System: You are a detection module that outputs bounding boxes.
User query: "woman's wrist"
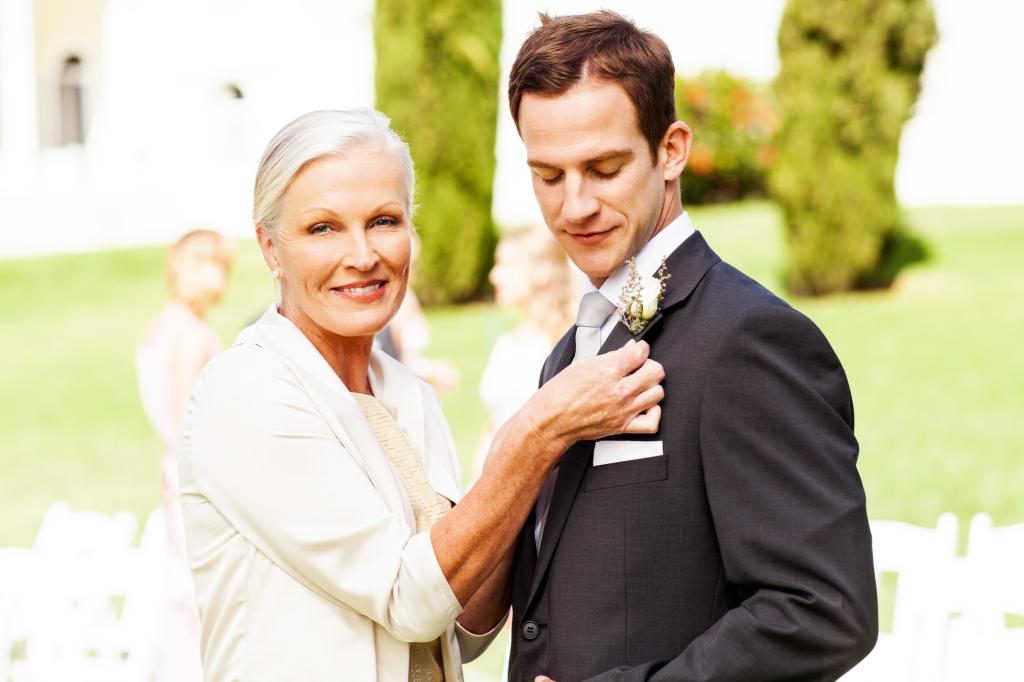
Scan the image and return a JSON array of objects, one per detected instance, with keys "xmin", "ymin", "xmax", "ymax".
[{"xmin": 514, "ymin": 398, "xmax": 572, "ymax": 463}]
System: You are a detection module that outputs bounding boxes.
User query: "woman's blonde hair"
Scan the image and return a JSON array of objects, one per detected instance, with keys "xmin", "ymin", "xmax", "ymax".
[
  {"xmin": 498, "ymin": 226, "xmax": 578, "ymax": 342},
  {"xmin": 166, "ymin": 229, "xmax": 235, "ymax": 313},
  {"xmin": 253, "ymin": 109, "xmax": 415, "ymax": 233}
]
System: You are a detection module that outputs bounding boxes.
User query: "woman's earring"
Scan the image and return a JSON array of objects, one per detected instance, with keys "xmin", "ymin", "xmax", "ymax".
[{"xmin": 272, "ymin": 270, "xmax": 281, "ymax": 280}]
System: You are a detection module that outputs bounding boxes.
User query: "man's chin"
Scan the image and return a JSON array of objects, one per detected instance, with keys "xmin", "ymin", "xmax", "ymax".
[
  {"xmin": 579, "ymin": 255, "xmax": 628, "ymax": 283},
  {"xmin": 579, "ymin": 265, "xmax": 620, "ymax": 287}
]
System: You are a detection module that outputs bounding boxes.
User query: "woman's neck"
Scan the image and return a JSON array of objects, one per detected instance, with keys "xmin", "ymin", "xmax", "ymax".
[{"xmin": 279, "ymin": 304, "xmax": 374, "ymax": 394}]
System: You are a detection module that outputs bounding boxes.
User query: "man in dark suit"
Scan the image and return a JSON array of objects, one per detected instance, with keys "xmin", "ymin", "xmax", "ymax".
[{"xmin": 504, "ymin": 11, "xmax": 878, "ymax": 681}]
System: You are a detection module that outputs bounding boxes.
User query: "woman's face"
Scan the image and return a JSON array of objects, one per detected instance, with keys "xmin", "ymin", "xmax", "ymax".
[{"xmin": 260, "ymin": 144, "xmax": 412, "ymax": 344}]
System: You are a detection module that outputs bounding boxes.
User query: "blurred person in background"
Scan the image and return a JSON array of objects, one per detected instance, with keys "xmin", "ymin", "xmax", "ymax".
[
  {"xmin": 377, "ymin": 232, "xmax": 461, "ymax": 394},
  {"xmin": 177, "ymin": 108, "xmax": 664, "ymax": 681},
  {"xmin": 135, "ymin": 228, "xmax": 234, "ymax": 682},
  {"xmin": 473, "ymin": 226, "xmax": 578, "ymax": 480}
]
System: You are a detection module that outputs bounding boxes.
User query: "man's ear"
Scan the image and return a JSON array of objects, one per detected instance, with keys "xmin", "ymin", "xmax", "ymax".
[
  {"xmin": 660, "ymin": 121, "xmax": 692, "ymax": 183},
  {"xmin": 256, "ymin": 223, "xmax": 281, "ymax": 278}
]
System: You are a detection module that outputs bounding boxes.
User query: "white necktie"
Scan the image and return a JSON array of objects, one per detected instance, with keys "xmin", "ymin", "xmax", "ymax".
[
  {"xmin": 534, "ymin": 291, "xmax": 617, "ymax": 548},
  {"xmin": 572, "ymin": 291, "xmax": 618, "ymax": 362}
]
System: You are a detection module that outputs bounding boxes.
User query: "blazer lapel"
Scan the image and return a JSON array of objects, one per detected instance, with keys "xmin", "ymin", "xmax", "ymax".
[{"xmin": 237, "ymin": 305, "xmax": 416, "ymax": 529}]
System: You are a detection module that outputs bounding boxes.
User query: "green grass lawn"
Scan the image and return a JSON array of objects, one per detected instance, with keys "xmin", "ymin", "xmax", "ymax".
[{"xmin": 2, "ymin": 202, "xmax": 1022, "ymax": 677}]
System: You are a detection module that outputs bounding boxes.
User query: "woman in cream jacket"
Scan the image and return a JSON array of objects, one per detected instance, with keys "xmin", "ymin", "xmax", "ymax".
[{"xmin": 178, "ymin": 109, "xmax": 664, "ymax": 681}]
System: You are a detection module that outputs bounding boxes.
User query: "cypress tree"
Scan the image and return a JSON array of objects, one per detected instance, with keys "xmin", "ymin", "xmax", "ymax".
[
  {"xmin": 772, "ymin": 0, "xmax": 937, "ymax": 295},
  {"xmin": 375, "ymin": 0, "xmax": 502, "ymax": 304}
]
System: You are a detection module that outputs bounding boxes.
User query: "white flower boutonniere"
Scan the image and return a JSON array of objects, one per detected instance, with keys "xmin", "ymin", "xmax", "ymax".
[{"xmin": 618, "ymin": 256, "xmax": 671, "ymax": 335}]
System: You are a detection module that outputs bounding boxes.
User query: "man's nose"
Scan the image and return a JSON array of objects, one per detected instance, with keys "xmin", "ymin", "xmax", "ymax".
[{"xmin": 562, "ymin": 176, "xmax": 600, "ymax": 224}]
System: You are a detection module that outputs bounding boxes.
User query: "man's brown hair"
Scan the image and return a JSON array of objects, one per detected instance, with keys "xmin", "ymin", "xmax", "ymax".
[{"xmin": 508, "ymin": 10, "xmax": 677, "ymax": 160}]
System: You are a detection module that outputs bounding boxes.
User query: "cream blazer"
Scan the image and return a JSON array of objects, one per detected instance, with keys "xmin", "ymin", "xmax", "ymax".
[{"xmin": 178, "ymin": 306, "xmax": 501, "ymax": 681}]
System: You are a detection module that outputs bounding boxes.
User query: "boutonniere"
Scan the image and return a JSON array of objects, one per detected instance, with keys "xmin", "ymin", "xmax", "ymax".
[{"xmin": 618, "ymin": 257, "xmax": 671, "ymax": 335}]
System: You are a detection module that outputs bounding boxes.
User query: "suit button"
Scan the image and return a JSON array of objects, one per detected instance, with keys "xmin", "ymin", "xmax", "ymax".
[{"xmin": 521, "ymin": 620, "xmax": 540, "ymax": 640}]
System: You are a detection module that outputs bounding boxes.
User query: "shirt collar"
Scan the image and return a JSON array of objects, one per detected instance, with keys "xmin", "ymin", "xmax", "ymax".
[{"xmin": 585, "ymin": 212, "xmax": 695, "ymax": 306}]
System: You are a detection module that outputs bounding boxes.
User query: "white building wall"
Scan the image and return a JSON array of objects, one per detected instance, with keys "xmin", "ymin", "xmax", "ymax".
[
  {"xmin": 0, "ymin": 0, "xmax": 1020, "ymax": 258},
  {"xmin": 0, "ymin": 0, "xmax": 40, "ymax": 173},
  {"xmin": 0, "ymin": 0, "xmax": 376, "ymax": 257}
]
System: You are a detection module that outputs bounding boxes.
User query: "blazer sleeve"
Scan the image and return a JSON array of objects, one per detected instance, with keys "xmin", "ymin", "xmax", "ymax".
[
  {"xmin": 586, "ymin": 304, "xmax": 878, "ymax": 682},
  {"xmin": 454, "ymin": 613, "xmax": 509, "ymax": 663},
  {"xmin": 182, "ymin": 345, "xmax": 462, "ymax": 644}
]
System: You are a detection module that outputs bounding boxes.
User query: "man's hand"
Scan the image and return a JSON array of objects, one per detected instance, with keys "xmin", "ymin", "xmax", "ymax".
[{"xmin": 535, "ymin": 676, "xmax": 556, "ymax": 682}]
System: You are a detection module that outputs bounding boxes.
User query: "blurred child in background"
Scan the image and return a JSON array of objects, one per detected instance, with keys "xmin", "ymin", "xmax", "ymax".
[
  {"xmin": 376, "ymin": 231, "xmax": 461, "ymax": 393},
  {"xmin": 136, "ymin": 229, "xmax": 234, "ymax": 682},
  {"xmin": 473, "ymin": 226, "xmax": 579, "ymax": 481}
]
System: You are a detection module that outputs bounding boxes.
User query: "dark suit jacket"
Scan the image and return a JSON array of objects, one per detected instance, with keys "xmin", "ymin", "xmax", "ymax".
[{"xmin": 508, "ymin": 232, "xmax": 878, "ymax": 682}]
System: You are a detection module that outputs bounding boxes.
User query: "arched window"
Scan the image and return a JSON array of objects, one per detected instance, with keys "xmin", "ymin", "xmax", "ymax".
[{"xmin": 59, "ymin": 56, "xmax": 85, "ymax": 145}]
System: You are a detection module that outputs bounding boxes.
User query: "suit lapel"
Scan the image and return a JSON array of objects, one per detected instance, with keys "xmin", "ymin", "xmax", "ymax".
[
  {"xmin": 601, "ymin": 231, "xmax": 721, "ymax": 347},
  {"xmin": 528, "ymin": 439, "xmax": 590, "ymax": 607},
  {"xmin": 527, "ymin": 307, "xmax": 631, "ymax": 606},
  {"xmin": 651, "ymin": 230, "xmax": 720, "ymax": 316},
  {"xmin": 525, "ymin": 231, "xmax": 722, "ymax": 609},
  {"xmin": 542, "ymin": 328, "xmax": 576, "ymax": 384},
  {"xmin": 523, "ymin": 328, "xmax": 579, "ymax": 605}
]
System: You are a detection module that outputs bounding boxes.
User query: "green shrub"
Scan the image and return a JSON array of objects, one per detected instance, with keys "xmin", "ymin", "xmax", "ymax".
[
  {"xmin": 375, "ymin": 0, "xmax": 502, "ymax": 304},
  {"xmin": 675, "ymin": 71, "xmax": 778, "ymax": 205},
  {"xmin": 772, "ymin": 0, "xmax": 937, "ymax": 295}
]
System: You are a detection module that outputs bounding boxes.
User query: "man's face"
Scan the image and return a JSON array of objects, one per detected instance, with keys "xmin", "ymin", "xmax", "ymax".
[{"xmin": 518, "ymin": 77, "xmax": 672, "ymax": 286}]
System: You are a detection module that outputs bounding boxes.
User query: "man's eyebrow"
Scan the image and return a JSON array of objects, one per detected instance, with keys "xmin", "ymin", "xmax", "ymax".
[
  {"xmin": 526, "ymin": 158, "xmax": 558, "ymax": 170},
  {"xmin": 527, "ymin": 149, "xmax": 634, "ymax": 169},
  {"xmin": 588, "ymin": 149, "xmax": 634, "ymax": 164}
]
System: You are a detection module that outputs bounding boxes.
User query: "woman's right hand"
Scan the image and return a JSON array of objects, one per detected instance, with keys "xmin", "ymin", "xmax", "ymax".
[{"xmin": 520, "ymin": 339, "xmax": 665, "ymax": 456}]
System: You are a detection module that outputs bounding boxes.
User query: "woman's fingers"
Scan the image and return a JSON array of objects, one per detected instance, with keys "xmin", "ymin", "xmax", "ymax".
[
  {"xmin": 622, "ymin": 405, "xmax": 661, "ymax": 434},
  {"xmin": 610, "ymin": 357, "xmax": 664, "ymax": 413},
  {"xmin": 538, "ymin": 339, "xmax": 665, "ymax": 445},
  {"xmin": 630, "ymin": 383, "xmax": 665, "ymax": 415},
  {"xmin": 607, "ymin": 339, "xmax": 650, "ymax": 376},
  {"xmin": 624, "ymin": 357, "xmax": 665, "ymax": 393}
]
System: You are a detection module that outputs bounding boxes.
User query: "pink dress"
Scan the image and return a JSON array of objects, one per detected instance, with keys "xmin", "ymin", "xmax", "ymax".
[{"xmin": 136, "ymin": 304, "xmax": 218, "ymax": 682}]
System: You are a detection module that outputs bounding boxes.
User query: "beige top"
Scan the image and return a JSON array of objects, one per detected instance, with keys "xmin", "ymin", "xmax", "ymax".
[{"xmin": 353, "ymin": 392, "xmax": 452, "ymax": 682}]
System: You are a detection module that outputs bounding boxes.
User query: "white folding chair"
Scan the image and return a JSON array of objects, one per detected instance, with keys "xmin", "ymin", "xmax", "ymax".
[
  {"xmin": 18, "ymin": 501, "xmax": 151, "ymax": 682},
  {"xmin": 842, "ymin": 513, "xmax": 959, "ymax": 682},
  {"xmin": 0, "ymin": 547, "xmax": 35, "ymax": 682},
  {"xmin": 944, "ymin": 513, "xmax": 1024, "ymax": 682},
  {"xmin": 117, "ymin": 508, "xmax": 169, "ymax": 677}
]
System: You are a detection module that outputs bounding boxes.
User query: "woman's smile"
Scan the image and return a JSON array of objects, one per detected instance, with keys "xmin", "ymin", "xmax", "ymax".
[{"xmin": 330, "ymin": 279, "xmax": 388, "ymax": 302}]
